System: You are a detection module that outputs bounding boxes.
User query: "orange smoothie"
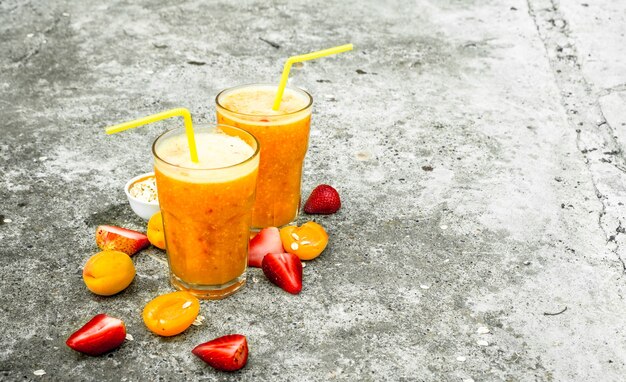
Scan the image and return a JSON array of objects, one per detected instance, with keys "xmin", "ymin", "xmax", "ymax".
[
  {"xmin": 152, "ymin": 125, "xmax": 259, "ymax": 299},
  {"xmin": 216, "ymin": 84, "xmax": 312, "ymax": 228}
]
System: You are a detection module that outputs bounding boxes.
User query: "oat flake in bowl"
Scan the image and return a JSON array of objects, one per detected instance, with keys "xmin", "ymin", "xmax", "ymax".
[
  {"xmin": 125, "ymin": 172, "xmax": 160, "ymax": 220},
  {"xmin": 130, "ymin": 176, "xmax": 158, "ymax": 203}
]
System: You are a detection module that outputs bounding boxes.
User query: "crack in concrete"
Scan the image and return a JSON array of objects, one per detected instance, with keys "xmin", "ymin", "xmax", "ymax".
[
  {"xmin": 12, "ymin": 49, "xmax": 39, "ymax": 64},
  {"xmin": 598, "ymin": 83, "xmax": 626, "ymax": 97},
  {"xmin": 11, "ymin": 14, "xmax": 65, "ymax": 64},
  {"xmin": 527, "ymin": 0, "xmax": 626, "ymax": 274}
]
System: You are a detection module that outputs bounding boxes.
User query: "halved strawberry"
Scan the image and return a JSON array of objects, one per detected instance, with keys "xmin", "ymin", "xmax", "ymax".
[
  {"xmin": 66, "ymin": 314, "xmax": 126, "ymax": 356},
  {"xmin": 261, "ymin": 252, "xmax": 302, "ymax": 294},
  {"xmin": 192, "ymin": 334, "xmax": 249, "ymax": 372},
  {"xmin": 96, "ymin": 225, "xmax": 150, "ymax": 256},
  {"xmin": 248, "ymin": 227, "xmax": 283, "ymax": 267},
  {"xmin": 303, "ymin": 184, "xmax": 341, "ymax": 215}
]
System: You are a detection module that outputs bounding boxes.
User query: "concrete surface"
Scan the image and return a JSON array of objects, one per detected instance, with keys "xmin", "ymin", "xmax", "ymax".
[{"xmin": 1, "ymin": 0, "xmax": 625, "ymax": 381}]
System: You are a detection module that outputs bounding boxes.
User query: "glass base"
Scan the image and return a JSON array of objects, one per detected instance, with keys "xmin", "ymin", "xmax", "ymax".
[
  {"xmin": 169, "ymin": 272, "xmax": 246, "ymax": 300},
  {"xmin": 251, "ymin": 202, "xmax": 301, "ymax": 232}
]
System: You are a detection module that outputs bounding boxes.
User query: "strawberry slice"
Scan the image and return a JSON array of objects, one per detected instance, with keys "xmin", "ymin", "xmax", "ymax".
[
  {"xmin": 261, "ymin": 252, "xmax": 303, "ymax": 294},
  {"xmin": 66, "ymin": 314, "xmax": 126, "ymax": 356},
  {"xmin": 96, "ymin": 225, "xmax": 150, "ymax": 256},
  {"xmin": 248, "ymin": 227, "xmax": 283, "ymax": 267},
  {"xmin": 303, "ymin": 184, "xmax": 341, "ymax": 215},
  {"xmin": 192, "ymin": 334, "xmax": 249, "ymax": 372}
]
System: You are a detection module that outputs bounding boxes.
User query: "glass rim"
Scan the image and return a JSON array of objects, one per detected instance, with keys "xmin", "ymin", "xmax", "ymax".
[
  {"xmin": 215, "ymin": 83, "xmax": 313, "ymax": 118},
  {"xmin": 151, "ymin": 124, "xmax": 260, "ymax": 171}
]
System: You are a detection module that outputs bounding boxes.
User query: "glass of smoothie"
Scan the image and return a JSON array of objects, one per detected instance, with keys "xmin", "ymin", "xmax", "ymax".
[
  {"xmin": 152, "ymin": 124, "xmax": 260, "ymax": 299},
  {"xmin": 216, "ymin": 84, "xmax": 313, "ymax": 229}
]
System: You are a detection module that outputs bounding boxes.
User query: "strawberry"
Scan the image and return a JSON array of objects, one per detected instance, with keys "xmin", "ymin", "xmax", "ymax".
[
  {"xmin": 66, "ymin": 314, "xmax": 126, "ymax": 356},
  {"xmin": 96, "ymin": 225, "xmax": 150, "ymax": 256},
  {"xmin": 248, "ymin": 227, "xmax": 283, "ymax": 267},
  {"xmin": 192, "ymin": 334, "xmax": 249, "ymax": 372},
  {"xmin": 303, "ymin": 184, "xmax": 341, "ymax": 215},
  {"xmin": 261, "ymin": 252, "xmax": 303, "ymax": 294}
]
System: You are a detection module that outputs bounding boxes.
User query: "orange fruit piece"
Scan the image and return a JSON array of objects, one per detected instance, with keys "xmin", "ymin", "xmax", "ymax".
[
  {"xmin": 147, "ymin": 211, "xmax": 166, "ymax": 250},
  {"xmin": 279, "ymin": 221, "xmax": 328, "ymax": 261},
  {"xmin": 142, "ymin": 291, "xmax": 200, "ymax": 337},
  {"xmin": 83, "ymin": 250, "xmax": 136, "ymax": 296}
]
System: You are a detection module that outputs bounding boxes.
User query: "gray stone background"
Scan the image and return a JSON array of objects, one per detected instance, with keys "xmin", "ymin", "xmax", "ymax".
[{"xmin": 1, "ymin": 0, "xmax": 625, "ymax": 381}]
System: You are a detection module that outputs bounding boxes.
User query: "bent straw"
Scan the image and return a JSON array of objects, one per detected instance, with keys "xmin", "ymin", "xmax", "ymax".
[
  {"xmin": 105, "ymin": 108, "xmax": 199, "ymax": 163},
  {"xmin": 272, "ymin": 43, "xmax": 353, "ymax": 111}
]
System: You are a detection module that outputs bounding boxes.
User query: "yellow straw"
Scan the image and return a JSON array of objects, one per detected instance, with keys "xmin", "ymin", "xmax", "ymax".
[
  {"xmin": 272, "ymin": 43, "xmax": 353, "ymax": 111},
  {"xmin": 105, "ymin": 108, "xmax": 199, "ymax": 163}
]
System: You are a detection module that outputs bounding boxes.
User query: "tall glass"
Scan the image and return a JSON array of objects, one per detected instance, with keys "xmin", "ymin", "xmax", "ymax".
[
  {"xmin": 216, "ymin": 84, "xmax": 313, "ymax": 229},
  {"xmin": 152, "ymin": 125, "xmax": 260, "ymax": 299}
]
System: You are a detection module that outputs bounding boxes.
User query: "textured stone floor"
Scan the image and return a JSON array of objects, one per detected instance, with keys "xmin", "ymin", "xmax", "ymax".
[{"xmin": 1, "ymin": 0, "xmax": 625, "ymax": 381}]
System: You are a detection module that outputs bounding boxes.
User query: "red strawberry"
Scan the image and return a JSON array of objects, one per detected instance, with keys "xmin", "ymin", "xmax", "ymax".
[
  {"xmin": 192, "ymin": 334, "xmax": 249, "ymax": 372},
  {"xmin": 66, "ymin": 314, "xmax": 126, "ymax": 356},
  {"xmin": 248, "ymin": 227, "xmax": 283, "ymax": 267},
  {"xmin": 261, "ymin": 252, "xmax": 302, "ymax": 294},
  {"xmin": 303, "ymin": 184, "xmax": 341, "ymax": 215},
  {"xmin": 96, "ymin": 225, "xmax": 150, "ymax": 256}
]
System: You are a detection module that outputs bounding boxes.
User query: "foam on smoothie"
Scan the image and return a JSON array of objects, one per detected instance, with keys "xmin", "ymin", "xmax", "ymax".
[
  {"xmin": 218, "ymin": 85, "xmax": 311, "ymax": 124},
  {"xmin": 155, "ymin": 131, "xmax": 257, "ymax": 183}
]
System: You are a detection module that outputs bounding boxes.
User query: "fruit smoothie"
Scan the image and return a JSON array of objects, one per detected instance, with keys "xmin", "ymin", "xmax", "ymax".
[
  {"xmin": 152, "ymin": 125, "xmax": 259, "ymax": 299},
  {"xmin": 216, "ymin": 84, "xmax": 313, "ymax": 229}
]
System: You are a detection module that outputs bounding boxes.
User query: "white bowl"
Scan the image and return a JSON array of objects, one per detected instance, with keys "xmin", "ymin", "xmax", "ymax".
[{"xmin": 124, "ymin": 172, "xmax": 160, "ymax": 221}]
